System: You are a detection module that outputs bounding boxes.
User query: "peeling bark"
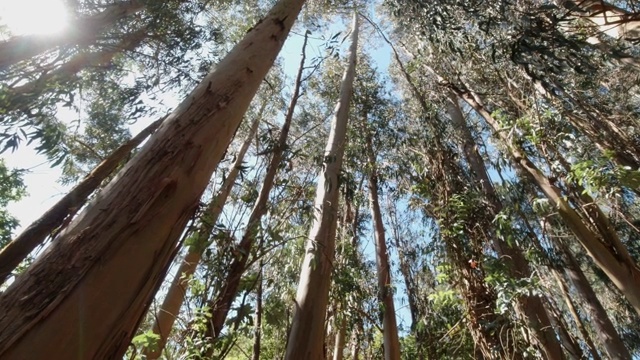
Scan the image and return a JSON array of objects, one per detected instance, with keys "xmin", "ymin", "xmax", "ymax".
[
  {"xmin": 0, "ymin": 0, "xmax": 305, "ymax": 357},
  {"xmin": 0, "ymin": 117, "xmax": 163, "ymax": 285},
  {"xmin": 143, "ymin": 112, "xmax": 263, "ymax": 359}
]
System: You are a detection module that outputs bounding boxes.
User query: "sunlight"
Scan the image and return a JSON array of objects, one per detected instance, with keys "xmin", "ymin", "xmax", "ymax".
[{"xmin": 0, "ymin": 0, "xmax": 69, "ymax": 37}]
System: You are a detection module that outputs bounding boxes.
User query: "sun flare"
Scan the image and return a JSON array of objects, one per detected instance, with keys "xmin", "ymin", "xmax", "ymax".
[{"xmin": 0, "ymin": 0, "xmax": 69, "ymax": 37}]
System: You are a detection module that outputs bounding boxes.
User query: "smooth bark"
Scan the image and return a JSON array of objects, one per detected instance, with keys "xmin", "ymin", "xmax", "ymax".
[
  {"xmin": 0, "ymin": 117, "xmax": 163, "ymax": 285},
  {"xmin": 285, "ymin": 13, "xmax": 358, "ymax": 360},
  {"xmin": 203, "ymin": 32, "xmax": 308, "ymax": 344},
  {"xmin": 552, "ymin": 269, "xmax": 602, "ymax": 360},
  {"xmin": 364, "ymin": 122, "xmax": 401, "ymax": 360},
  {"xmin": 143, "ymin": 112, "xmax": 262, "ymax": 359},
  {"xmin": 545, "ymin": 295, "xmax": 584, "ymax": 360},
  {"xmin": 0, "ymin": 0, "xmax": 305, "ymax": 358},
  {"xmin": 558, "ymin": 241, "xmax": 631, "ymax": 359},
  {"xmin": 332, "ymin": 319, "xmax": 346, "ymax": 360}
]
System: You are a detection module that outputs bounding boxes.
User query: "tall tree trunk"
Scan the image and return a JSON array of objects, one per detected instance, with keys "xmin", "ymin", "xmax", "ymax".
[
  {"xmin": 0, "ymin": 0, "xmax": 146, "ymax": 69},
  {"xmin": 252, "ymin": 262, "xmax": 263, "ymax": 360},
  {"xmin": 0, "ymin": 0, "xmax": 305, "ymax": 358},
  {"xmin": 202, "ymin": 32, "xmax": 308, "ymax": 344},
  {"xmin": 143, "ymin": 111, "xmax": 263, "ymax": 359},
  {"xmin": 446, "ymin": 92, "xmax": 564, "ymax": 360},
  {"xmin": 444, "ymin": 79, "xmax": 640, "ymax": 315},
  {"xmin": 544, "ymin": 294, "xmax": 584, "ymax": 360},
  {"xmin": 285, "ymin": 13, "xmax": 359, "ymax": 360},
  {"xmin": 0, "ymin": 117, "xmax": 163, "ymax": 285},
  {"xmin": 364, "ymin": 121, "xmax": 401, "ymax": 360},
  {"xmin": 332, "ymin": 318, "xmax": 346, "ymax": 360},
  {"xmin": 388, "ymin": 204, "xmax": 419, "ymax": 330},
  {"xmin": 552, "ymin": 269, "xmax": 603, "ymax": 360},
  {"xmin": 557, "ymin": 240, "xmax": 631, "ymax": 359}
]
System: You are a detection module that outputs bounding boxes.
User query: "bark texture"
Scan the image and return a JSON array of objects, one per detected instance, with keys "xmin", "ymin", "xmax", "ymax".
[
  {"xmin": 285, "ymin": 13, "xmax": 359, "ymax": 360},
  {"xmin": 0, "ymin": 0, "xmax": 305, "ymax": 358},
  {"xmin": 0, "ymin": 117, "xmax": 163, "ymax": 284},
  {"xmin": 203, "ymin": 33, "xmax": 308, "ymax": 344},
  {"xmin": 364, "ymin": 122, "xmax": 401, "ymax": 360},
  {"xmin": 143, "ymin": 113, "xmax": 262, "ymax": 359}
]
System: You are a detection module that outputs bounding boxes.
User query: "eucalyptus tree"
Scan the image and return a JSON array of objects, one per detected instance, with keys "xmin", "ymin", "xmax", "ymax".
[
  {"xmin": 197, "ymin": 31, "xmax": 311, "ymax": 352},
  {"xmin": 0, "ymin": 0, "xmax": 307, "ymax": 357},
  {"xmin": 0, "ymin": 0, "xmax": 218, "ymax": 162},
  {"xmin": 445, "ymin": 94, "xmax": 564, "ymax": 358},
  {"xmin": 345, "ymin": 52, "xmax": 402, "ymax": 360},
  {"xmin": 0, "ymin": 116, "xmax": 163, "ymax": 285},
  {"xmin": 0, "ymin": 0, "xmax": 145, "ymax": 68},
  {"xmin": 286, "ymin": 13, "xmax": 359, "ymax": 360},
  {"xmin": 143, "ymin": 101, "xmax": 265, "ymax": 359},
  {"xmin": 387, "ymin": 0, "xmax": 640, "ymax": 340},
  {"xmin": 553, "ymin": 239, "xmax": 631, "ymax": 359}
]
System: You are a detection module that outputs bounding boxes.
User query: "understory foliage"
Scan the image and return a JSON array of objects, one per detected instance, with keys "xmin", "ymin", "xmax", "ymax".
[{"xmin": 2, "ymin": 0, "xmax": 640, "ymax": 359}]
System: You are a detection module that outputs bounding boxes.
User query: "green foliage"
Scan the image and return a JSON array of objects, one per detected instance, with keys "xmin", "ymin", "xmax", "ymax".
[{"xmin": 0, "ymin": 160, "xmax": 26, "ymax": 248}]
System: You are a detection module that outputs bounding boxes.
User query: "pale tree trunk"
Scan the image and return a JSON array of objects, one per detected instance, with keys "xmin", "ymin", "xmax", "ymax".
[
  {"xmin": 446, "ymin": 92, "xmax": 564, "ymax": 360},
  {"xmin": 143, "ymin": 111, "xmax": 263, "ymax": 359},
  {"xmin": 203, "ymin": 32, "xmax": 309, "ymax": 344},
  {"xmin": 0, "ymin": 0, "xmax": 146, "ymax": 68},
  {"xmin": 285, "ymin": 13, "xmax": 359, "ymax": 360},
  {"xmin": 559, "ymin": 0, "xmax": 640, "ymax": 41},
  {"xmin": 552, "ymin": 0, "xmax": 640, "ymax": 68},
  {"xmin": 387, "ymin": 203, "xmax": 419, "ymax": 330},
  {"xmin": 443, "ymin": 78, "xmax": 640, "ymax": 316},
  {"xmin": 0, "ymin": 117, "xmax": 163, "ymax": 285},
  {"xmin": 350, "ymin": 330, "xmax": 360, "ymax": 360},
  {"xmin": 364, "ymin": 121, "xmax": 401, "ymax": 360},
  {"xmin": 332, "ymin": 318, "xmax": 346, "ymax": 360},
  {"xmin": 557, "ymin": 240, "xmax": 631, "ymax": 359},
  {"xmin": 252, "ymin": 262, "xmax": 263, "ymax": 360},
  {"xmin": 0, "ymin": 0, "xmax": 305, "ymax": 358},
  {"xmin": 544, "ymin": 295, "xmax": 584, "ymax": 360},
  {"xmin": 552, "ymin": 269, "xmax": 603, "ymax": 360}
]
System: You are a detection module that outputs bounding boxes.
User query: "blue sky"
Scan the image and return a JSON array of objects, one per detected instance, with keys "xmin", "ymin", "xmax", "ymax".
[{"xmin": 1, "ymin": 1, "xmax": 416, "ymax": 338}]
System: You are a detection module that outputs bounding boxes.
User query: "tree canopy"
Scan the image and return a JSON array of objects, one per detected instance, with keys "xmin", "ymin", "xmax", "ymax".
[{"xmin": 1, "ymin": 0, "xmax": 640, "ymax": 359}]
